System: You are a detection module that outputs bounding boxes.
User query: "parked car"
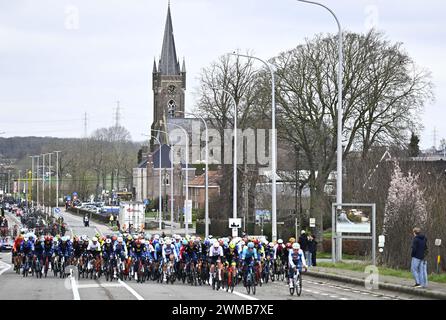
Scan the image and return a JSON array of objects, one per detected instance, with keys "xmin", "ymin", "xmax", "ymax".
[{"xmin": 0, "ymin": 236, "xmax": 13, "ymax": 251}]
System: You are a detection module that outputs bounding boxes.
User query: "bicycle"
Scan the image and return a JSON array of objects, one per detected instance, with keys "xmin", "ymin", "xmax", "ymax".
[
  {"xmin": 289, "ymin": 267, "xmax": 303, "ymax": 296},
  {"xmin": 225, "ymin": 262, "xmax": 238, "ymax": 293},
  {"xmin": 244, "ymin": 261, "xmax": 257, "ymax": 295}
]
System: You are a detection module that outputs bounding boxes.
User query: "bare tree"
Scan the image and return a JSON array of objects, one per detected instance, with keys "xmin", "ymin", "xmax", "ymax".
[{"xmin": 272, "ymin": 30, "xmax": 434, "ymax": 241}]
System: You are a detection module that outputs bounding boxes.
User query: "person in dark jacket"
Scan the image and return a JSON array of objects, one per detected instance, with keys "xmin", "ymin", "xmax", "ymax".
[
  {"xmin": 299, "ymin": 230, "xmax": 309, "ymax": 264},
  {"xmin": 306, "ymin": 235, "xmax": 316, "ymax": 267},
  {"xmin": 411, "ymin": 227, "xmax": 428, "ymax": 288}
]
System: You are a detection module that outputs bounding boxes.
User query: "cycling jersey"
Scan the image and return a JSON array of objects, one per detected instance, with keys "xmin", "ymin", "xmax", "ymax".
[
  {"xmin": 162, "ymin": 244, "xmax": 178, "ymax": 262},
  {"xmin": 288, "ymin": 248, "xmax": 307, "ymax": 271}
]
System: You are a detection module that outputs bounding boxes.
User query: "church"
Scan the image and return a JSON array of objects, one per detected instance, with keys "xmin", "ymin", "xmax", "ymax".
[{"xmin": 132, "ymin": 3, "xmax": 219, "ymax": 227}]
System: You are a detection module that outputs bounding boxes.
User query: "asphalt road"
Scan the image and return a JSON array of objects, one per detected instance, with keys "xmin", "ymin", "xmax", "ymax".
[{"xmin": 0, "ymin": 209, "xmax": 431, "ymax": 300}]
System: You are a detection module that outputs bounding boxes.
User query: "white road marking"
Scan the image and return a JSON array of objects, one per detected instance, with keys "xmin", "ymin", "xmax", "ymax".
[
  {"xmin": 231, "ymin": 290, "xmax": 259, "ymax": 301},
  {"xmin": 77, "ymin": 283, "xmax": 123, "ymax": 289},
  {"xmin": 320, "ymin": 293, "xmax": 329, "ymax": 296},
  {"xmin": 118, "ymin": 279, "xmax": 144, "ymax": 300},
  {"xmin": 70, "ymin": 274, "xmax": 81, "ymax": 300},
  {"xmin": 339, "ymin": 297, "xmax": 349, "ymax": 300},
  {"xmin": 0, "ymin": 261, "xmax": 12, "ymax": 275},
  {"xmin": 330, "ymin": 295, "xmax": 338, "ymax": 298}
]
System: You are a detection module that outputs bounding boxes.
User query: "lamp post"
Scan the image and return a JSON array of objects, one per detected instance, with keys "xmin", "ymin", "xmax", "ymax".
[
  {"xmin": 151, "ymin": 129, "xmax": 175, "ymax": 235},
  {"xmin": 229, "ymin": 52, "xmax": 277, "ymax": 241},
  {"xmin": 35, "ymin": 155, "xmax": 40, "ymax": 207},
  {"xmin": 41, "ymin": 153, "xmax": 45, "ymax": 209},
  {"xmin": 175, "ymin": 111, "xmax": 209, "ymax": 238},
  {"xmin": 210, "ymin": 87, "xmax": 239, "ymax": 237},
  {"xmin": 29, "ymin": 156, "xmax": 34, "ymax": 207},
  {"xmin": 167, "ymin": 123, "xmax": 190, "ymax": 236},
  {"xmin": 54, "ymin": 151, "xmax": 61, "ymax": 208},
  {"xmin": 47, "ymin": 153, "xmax": 53, "ymax": 209},
  {"xmin": 297, "ymin": 0, "xmax": 344, "ymax": 262},
  {"xmin": 142, "ymin": 133, "xmax": 163, "ymax": 230}
]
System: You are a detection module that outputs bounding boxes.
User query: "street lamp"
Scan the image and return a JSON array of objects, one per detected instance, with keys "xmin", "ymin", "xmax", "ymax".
[
  {"xmin": 152, "ymin": 129, "xmax": 175, "ymax": 235},
  {"xmin": 175, "ymin": 111, "xmax": 210, "ymax": 238},
  {"xmin": 297, "ymin": 0, "xmax": 344, "ymax": 262},
  {"xmin": 167, "ymin": 122, "xmax": 190, "ymax": 236},
  {"xmin": 142, "ymin": 133, "xmax": 163, "ymax": 231},
  {"xmin": 54, "ymin": 151, "xmax": 61, "ymax": 208},
  {"xmin": 210, "ymin": 87, "xmax": 239, "ymax": 237},
  {"xmin": 229, "ymin": 52, "xmax": 278, "ymax": 241}
]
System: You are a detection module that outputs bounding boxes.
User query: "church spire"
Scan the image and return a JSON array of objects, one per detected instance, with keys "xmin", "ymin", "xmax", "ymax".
[{"xmin": 159, "ymin": 3, "xmax": 180, "ymax": 75}]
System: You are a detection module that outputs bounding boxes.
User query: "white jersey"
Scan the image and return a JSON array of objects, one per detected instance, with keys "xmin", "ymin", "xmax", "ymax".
[
  {"xmin": 87, "ymin": 241, "xmax": 101, "ymax": 252},
  {"xmin": 208, "ymin": 246, "xmax": 224, "ymax": 257}
]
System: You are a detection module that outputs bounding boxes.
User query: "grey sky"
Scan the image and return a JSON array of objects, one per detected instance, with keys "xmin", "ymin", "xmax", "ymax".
[{"xmin": 0, "ymin": 0, "xmax": 444, "ymax": 149}]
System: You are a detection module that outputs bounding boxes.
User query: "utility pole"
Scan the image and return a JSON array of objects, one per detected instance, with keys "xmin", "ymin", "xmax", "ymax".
[
  {"xmin": 55, "ymin": 151, "xmax": 61, "ymax": 208},
  {"xmin": 83, "ymin": 112, "xmax": 88, "ymax": 138},
  {"xmin": 42, "ymin": 153, "xmax": 45, "ymax": 209},
  {"xmin": 114, "ymin": 101, "xmax": 121, "ymax": 127},
  {"xmin": 48, "ymin": 153, "xmax": 52, "ymax": 208}
]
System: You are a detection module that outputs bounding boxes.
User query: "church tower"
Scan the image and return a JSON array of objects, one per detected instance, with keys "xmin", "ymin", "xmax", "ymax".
[{"xmin": 151, "ymin": 3, "xmax": 186, "ymax": 149}]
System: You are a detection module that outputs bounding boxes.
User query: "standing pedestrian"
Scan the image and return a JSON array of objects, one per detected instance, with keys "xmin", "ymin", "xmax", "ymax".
[
  {"xmin": 109, "ymin": 214, "xmax": 114, "ymax": 227},
  {"xmin": 411, "ymin": 227, "xmax": 428, "ymax": 288},
  {"xmin": 307, "ymin": 235, "xmax": 316, "ymax": 267},
  {"xmin": 299, "ymin": 230, "xmax": 309, "ymax": 263},
  {"xmin": 116, "ymin": 219, "xmax": 120, "ymax": 232}
]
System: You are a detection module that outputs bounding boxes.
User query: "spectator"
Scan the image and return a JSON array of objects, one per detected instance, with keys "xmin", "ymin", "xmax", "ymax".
[
  {"xmin": 116, "ymin": 219, "xmax": 120, "ymax": 231},
  {"xmin": 84, "ymin": 215, "xmax": 89, "ymax": 227},
  {"xmin": 298, "ymin": 230, "xmax": 309, "ymax": 262},
  {"xmin": 306, "ymin": 235, "xmax": 316, "ymax": 267},
  {"xmin": 109, "ymin": 214, "xmax": 114, "ymax": 227},
  {"xmin": 411, "ymin": 227, "xmax": 428, "ymax": 288},
  {"xmin": 308, "ymin": 234, "xmax": 318, "ymax": 267}
]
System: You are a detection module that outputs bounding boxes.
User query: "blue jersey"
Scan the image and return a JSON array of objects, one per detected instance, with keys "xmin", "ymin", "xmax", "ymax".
[
  {"xmin": 241, "ymin": 247, "xmax": 258, "ymax": 261},
  {"xmin": 20, "ymin": 240, "xmax": 35, "ymax": 255},
  {"xmin": 57, "ymin": 241, "xmax": 73, "ymax": 257},
  {"xmin": 288, "ymin": 249, "xmax": 306, "ymax": 270}
]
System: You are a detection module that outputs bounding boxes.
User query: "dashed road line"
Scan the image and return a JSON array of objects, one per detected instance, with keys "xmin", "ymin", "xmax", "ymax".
[
  {"xmin": 118, "ymin": 279, "xmax": 144, "ymax": 300},
  {"xmin": 231, "ymin": 290, "xmax": 259, "ymax": 301}
]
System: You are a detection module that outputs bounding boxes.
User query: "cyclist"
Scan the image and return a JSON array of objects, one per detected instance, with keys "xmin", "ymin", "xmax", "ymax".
[
  {"xmin": 241, "ymin": 242, "xmax": 259, "ymax": 286},
  {"xmin": 130, "ymin": 238, "xmax": 147, "ymax": 280},
  {"xmin": 34, "ymin": 236, "xmax": 45, "ymax": 270},
  {"xmin": 288, "ymin": 242, "xmax": 308, "ymax": 288},
  {"xmin": 208, "ymin": 241, "xmax": 224, "ymax": 284},
  {"xmin": 224, "ymin": 242, "xmax": 239, "ymax": 265},
  {"xmin": 114, "ymin": 236, "xmax": 128, "ymax": 261},
  {"xmin": 273, "ymin": 239, "xmax": 286, "ymax": 271},
  {"xmin": 42, "ymin": 235, "xmax": 54, "ymax": 271},
  {"xmin": 102, "ymin": 238, "xmax": 115, "ymax": 273},
  {"xmin": 161, "ymin": 238, "xmax": 178, "ymax": 282},
  {"xmin": 12, "ymin": 233, "xmax": 24, "ymax": 266},
  {"xmin": 56, "ymin": 236, "xmax": 73, "ymax": 269},
  {"xmin": 87, "ymin": 236, "xmax": 102, "ymax": 268},
  {"xmin": 20, "ymin": 234, "xmax": 35, "ymax": 274}
]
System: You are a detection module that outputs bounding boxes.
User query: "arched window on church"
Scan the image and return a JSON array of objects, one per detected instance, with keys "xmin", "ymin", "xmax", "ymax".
[{"xmin": 167, "ymin": 100, "xmax": 176, "ymax": 118}]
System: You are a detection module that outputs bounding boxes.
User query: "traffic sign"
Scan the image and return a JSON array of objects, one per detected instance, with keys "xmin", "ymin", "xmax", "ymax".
[
  {"xmin": 277, "ymin": 221, "xmax": 285, "ymax": 225},
  {"xmin": 310, "ymin": 218, "xmax": 316, "ymax": 228},
  {"xmin": 232, "ymin": 228, "xmax": 238, "ymax": 237},
  {"xmin": 53, "ymin": 207, "xmax": 61, "ymax": 214},
  {"xmin": 143, "ymin": 199, "xmax": 150, "ymax": 205},
  {"xmin": 229, "ymin": 218, "xmax": 242, "ymax": 229}
]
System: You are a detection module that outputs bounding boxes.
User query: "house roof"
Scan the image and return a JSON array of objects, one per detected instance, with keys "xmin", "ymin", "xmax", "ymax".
[{"xmin": 188, "ymin": 171, "xmax": 221, "ymax": 188}]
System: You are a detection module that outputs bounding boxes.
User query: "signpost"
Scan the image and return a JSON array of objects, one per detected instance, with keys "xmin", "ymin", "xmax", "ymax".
[
  {"xmin": 229, "ymin": 218, "xmax": 242, "ymax": 237},
  {"xmin": 332, "ymin": 203, "xmax": 376, "ymax": 265},
  {"xmin": 310, "ymin": 218, "xmax": 316, "ymax": 228}
]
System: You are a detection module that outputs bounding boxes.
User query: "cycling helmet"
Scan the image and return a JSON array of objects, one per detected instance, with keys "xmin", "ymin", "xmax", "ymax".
[
  {"xmin": 141, "ymin": 239, "xmax": 146, "ymax": 244},
  {"xmin": 229, "ymin": 243, "xmax": 236, "ymax": 249},
  {"xmin": 286, "ymin": 242, "xmax": 292, "ymax": 249},
  {"xmin": 127, "ymin": 235, "xmax": 133, "ymax": 241},
  {"xmin": 111, "ymin": 235, "xmax": 117, "ymax": 242},
  {"xmin": 154, "ymin": 234, "xmax": 160, "ymax": 240},
  {"xmin": 289, "ymin": 237, "xmax": 296, "ymax": 243},
  {"xmin": 133, "ymin": 235, "xmax": 138, "ymax": 240},
  {"xmin": 39, "ymin": 236, "xmax": 45, "ymax": 242},
  {"xmin": 247, "ymin": 242, "xmax": 255, "ymax": 249},
  {"xmin": 135, "ymin": 239, "xmax": 141, "ymax": 245},
  {"xmin": 44, "ymin": 235, "xmax": 52, "ymax": 242},
  {"xmin": 175, "ymin": 234, "xmax": 181, "ymax": 240},
  {"xmin": 208, "ymin": 235, "xmax": 213, "ymax": 239},
  {"xmin": 24, "ymin": 236, "xmax": 29, "ymax": 241},
  {"xmin": 204, "ymin": 239, "xmax": 210, "ymax": 246},
  {"xmin": 213, "ymin": 241, "xmax": 219, "ymax": 248},
  {"xmin": 292, "ymin": 243, "xmax": 300, "ymax": 250},
  {"xmin": 159, "ymin": 239, "xmax": 164, "ymax": 245},
  {"xmin": 81, "ymin": 235, "xmax": 88, "ymax": 241},
  {"xmin": 145, "ymin": 234, "xmax": 151, "ymax": 240},
  {"xmin": 117, "ymin": 237, "xmax": 123, "ymax": 243},
  {"xmin": 92, "ymin": 237, "xmax": 98, "ymax": 242},
  {"xmin": 105, "ymin": 238, "xmax": 112, "ymax": 244},
  {"xmin": 269, "ymin": 242, "xmax": 275, "ymax": 248},
  {"xmin": 219, "ymin": 239, "xmax": 224, "ymax": 246},
  {"xmin": 253, "ymin": 239, "xmax": 259, "ymax": 245},
  {"xmin": 165, "ymin": 239, "xmax": 172, "ymax": 246},
  {"xmin": 277, "ymin": 239, "xmax": 283, "ymax": 244},
  {"xmin": 182, "ymin": 239, "xmax": 188, "ymax": 245}
]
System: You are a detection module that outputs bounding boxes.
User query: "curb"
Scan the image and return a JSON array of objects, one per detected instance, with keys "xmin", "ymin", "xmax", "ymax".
[{"xmin": 307, "ymin": 270, "xmax": 446, "ymax": 300}]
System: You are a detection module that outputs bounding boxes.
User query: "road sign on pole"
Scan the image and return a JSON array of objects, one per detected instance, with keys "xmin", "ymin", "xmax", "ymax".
[
  {"xmin": 229, "ymin": 218, "xmax": 242, "ymax": 229},
  {"xmin": 232, "ymin": 228, "xmax": 238, "ymax": 237},
  {"xmin": 310, "ymin": 218, "xmax": 316, "ymax": 228}
]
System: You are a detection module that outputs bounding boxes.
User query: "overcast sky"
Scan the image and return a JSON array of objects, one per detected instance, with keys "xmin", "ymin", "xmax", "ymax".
[{"xmin": 0, "ymin": 0, "xmax": 445, "ymax": 149}]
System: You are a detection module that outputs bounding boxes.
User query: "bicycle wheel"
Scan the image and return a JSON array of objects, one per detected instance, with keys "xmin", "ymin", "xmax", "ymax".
[{"xmin": 296, "ymin": 274, "xmax": 302, "ymax": 296}]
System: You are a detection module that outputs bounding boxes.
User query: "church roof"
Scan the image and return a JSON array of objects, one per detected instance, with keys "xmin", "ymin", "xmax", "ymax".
[{"xmin": 158, "ymin": 4, "xmax": 180, "ymax": 75}]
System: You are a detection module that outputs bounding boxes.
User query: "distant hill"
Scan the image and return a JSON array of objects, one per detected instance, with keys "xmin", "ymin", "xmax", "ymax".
[{"xmin": 0, "ymin": 136, "xmax": 82, "ymax": 160}]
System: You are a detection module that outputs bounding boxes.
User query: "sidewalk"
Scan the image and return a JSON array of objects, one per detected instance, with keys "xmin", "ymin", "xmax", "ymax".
[{"xmin": 307, "ymin": 264, "xmax": 446, "ymax": 299}]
